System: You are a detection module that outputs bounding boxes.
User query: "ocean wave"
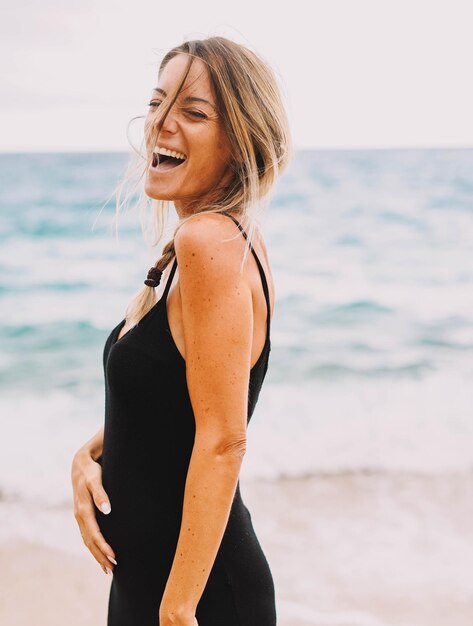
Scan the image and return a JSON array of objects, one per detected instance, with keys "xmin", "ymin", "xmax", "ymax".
[{"xmin": 1, "ymin": 149, "xmax": 472, "ymax": 506}]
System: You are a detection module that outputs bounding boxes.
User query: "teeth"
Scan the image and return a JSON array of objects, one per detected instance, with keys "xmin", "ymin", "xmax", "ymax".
[{"xmin": 153, "ymin": 146, "xmax": 186, "ymax": 161}]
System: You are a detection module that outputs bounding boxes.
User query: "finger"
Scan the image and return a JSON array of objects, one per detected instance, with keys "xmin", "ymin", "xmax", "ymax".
[
  {"xmin": 75, "ymin": 498, "xmax": 117, "ymax": 565},
  {"xmin": 77, "ymin": 520, "xmax": 115, "ymax": 573},
  {"xmin": 86, "ymin": 472, "xmax": 112, "ymax": 516},
  {"xmin": 87, "ymin": 534, "xmax": 115, "ymax": 574},
  {"xmin": 94, "ymin": 490, "xmax": 111, "ymax": 515},
  {"xmin": 86, "ymin": 508, "xmax": 117, "ymax": 564}
]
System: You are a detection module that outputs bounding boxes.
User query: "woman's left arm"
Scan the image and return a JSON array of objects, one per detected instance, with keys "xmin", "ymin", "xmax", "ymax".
[{"xmin": 159, "ymin": 215, "xmax": 253, "ymax": 626}]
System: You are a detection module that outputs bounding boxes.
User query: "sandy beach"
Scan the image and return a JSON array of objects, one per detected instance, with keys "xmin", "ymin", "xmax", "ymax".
[
  {"xmin": 2, "ymin": 147, "xmax": 473, "ymax": 625},
  {"xmin": 1, "ymin": 471, "xmax": 473, "ymax": 626}
]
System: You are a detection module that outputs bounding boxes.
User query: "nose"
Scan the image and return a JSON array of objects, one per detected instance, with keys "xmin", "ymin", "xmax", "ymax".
[
  {"xmin": 157, "ymin": 104, "xmax": 179, "ymax": 136},
  {"xmin": 145, "ymin": 103, "xmax": 179, "ymax": 154}
]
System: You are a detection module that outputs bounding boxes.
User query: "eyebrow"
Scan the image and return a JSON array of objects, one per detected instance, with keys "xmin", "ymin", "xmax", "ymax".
[{"xmin": 152, "ymin": 87, "xmax": 216, "ymax": 109}]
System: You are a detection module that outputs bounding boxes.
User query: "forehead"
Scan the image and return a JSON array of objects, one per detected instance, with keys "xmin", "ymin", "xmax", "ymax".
[{"xmin": 157, "ymin": 53, "xmax": 212, "ymax": 97}]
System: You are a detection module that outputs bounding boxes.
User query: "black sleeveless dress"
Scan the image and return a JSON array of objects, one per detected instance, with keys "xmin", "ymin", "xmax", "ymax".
[{"xmin": 97, "ymin": 213, "xmax": 276, "ymax": 625}]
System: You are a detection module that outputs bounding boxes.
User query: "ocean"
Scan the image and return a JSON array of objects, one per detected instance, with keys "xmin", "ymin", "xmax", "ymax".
[{"xmin": 1, "ymin": 147, "xmax": 472, "ymax": 519}]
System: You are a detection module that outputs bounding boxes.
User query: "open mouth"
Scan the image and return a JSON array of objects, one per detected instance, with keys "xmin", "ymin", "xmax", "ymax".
[{"xmin": 151, "ymin": 152, "xmax": 187, "ymax": 171}]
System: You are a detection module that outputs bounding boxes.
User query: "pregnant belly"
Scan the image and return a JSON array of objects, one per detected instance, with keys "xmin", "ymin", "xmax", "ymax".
[{"xmin": 97, "ymin": 466, "xmax": 185, "ymax": 565}]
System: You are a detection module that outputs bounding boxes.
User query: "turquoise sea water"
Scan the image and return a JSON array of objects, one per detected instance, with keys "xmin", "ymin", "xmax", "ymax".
[{"xmin": 0, "ymin": 148, "xmax": 472, "ymax": 506}]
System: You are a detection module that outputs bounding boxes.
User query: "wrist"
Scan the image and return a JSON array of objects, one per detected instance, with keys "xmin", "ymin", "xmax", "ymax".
[
  {"xmin": 79, "ymin": 439, "xmax": 103, "ymax": 463},
  {"xmin": 88, "ymin": 443, "xmax": 103, "ymax": 462},
  {"xmin": 73, "ymin": 446, "xmax": 95, "ymax": 468},
  {"xmin": 75, "ymin": 428, "xmax": 104, "ymax": 463},
  {"xmin": 160, "ymin": 601, "xmax": 196, "ymax": 625}
]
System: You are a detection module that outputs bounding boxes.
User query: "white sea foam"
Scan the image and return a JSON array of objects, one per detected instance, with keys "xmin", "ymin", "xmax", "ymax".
[
  {"xmin": 1, "ymin": 149, "xmax": 472, "ymax": 501},
  {"xmin": 0, "ymin": 362, "xmax": 472, "ymax": 510}
]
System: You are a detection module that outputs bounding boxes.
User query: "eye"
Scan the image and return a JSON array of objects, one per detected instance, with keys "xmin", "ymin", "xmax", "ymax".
[
  {"xmin": 148, "ymin": 100, "xmax": 161, "ymax": 109},
  {"xmin": 187, "ymin": 110, "xmax": 207, "ymax": 120}
]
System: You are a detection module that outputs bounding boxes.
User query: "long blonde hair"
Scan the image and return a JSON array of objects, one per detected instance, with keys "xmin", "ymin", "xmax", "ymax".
[{"xmin": 111, "ymin": 36, "xmax": 292, "ymax": 328}]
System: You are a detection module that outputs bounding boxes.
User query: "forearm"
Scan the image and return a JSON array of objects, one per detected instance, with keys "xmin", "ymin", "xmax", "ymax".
[
  {"xmin": 161, "ymin": 435, "xmax": 245, "ymax": 616},
  {"xmin": 75, "ymin": 426, "xmax": 104, "ymax": 462}
]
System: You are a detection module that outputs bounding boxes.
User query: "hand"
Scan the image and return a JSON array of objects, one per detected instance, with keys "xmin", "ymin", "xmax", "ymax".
[{"xmin": 71, "ymin": 449, "xmax": 117, "ymax": 576}]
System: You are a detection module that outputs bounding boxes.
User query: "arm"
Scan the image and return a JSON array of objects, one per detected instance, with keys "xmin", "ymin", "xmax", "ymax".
[{"xmin": 159, "ymin": 215, "xmax": 252, "ymax": 624}]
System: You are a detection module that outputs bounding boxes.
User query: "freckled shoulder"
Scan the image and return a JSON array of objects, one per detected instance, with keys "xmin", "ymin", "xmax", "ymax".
[{"xmin": 174, "ymin": 213, "xmax": 248, "ymax": 267}]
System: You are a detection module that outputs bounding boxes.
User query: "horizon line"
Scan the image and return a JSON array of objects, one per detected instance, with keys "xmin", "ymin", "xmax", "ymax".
[{"xmin": 1, "ymin": 143, "xmax": 472, "ymax": 155}]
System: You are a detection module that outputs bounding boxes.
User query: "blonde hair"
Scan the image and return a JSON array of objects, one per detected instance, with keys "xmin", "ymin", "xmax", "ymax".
[{"xmin": 111, "ymin": 35, "xmax": 292, "ymax": 329}]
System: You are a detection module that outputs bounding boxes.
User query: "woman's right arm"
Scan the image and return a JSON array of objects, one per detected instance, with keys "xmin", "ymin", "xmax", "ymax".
[{"xmin": 71, "ymin": 427, "xmax": 117, "ymax": 575}]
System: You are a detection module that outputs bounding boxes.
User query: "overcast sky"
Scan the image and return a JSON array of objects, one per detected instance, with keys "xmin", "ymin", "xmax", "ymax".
[{"xmin": 1, "ymin": 0, "xmax": 472, "ymax": 152}]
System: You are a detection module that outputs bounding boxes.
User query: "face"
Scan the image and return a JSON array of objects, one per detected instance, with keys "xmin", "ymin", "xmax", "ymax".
[{"xmin": 144, "ymin": 53, "xmax": 234, "ymax": 218}]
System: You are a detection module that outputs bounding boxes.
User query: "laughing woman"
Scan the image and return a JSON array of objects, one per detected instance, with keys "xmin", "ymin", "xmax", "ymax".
[{"xmin": 71, "ymin": 36, "xmax": 291, "ymax": 626}]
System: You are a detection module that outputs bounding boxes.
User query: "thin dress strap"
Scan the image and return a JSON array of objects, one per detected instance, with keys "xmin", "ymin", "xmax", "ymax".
[
  {"xmin": 220, "ymin": 211, "xmax": 271, "ymax": 336},
  {"xmin": 162, "ymin": 257, "xmax": 178, "ymax": 300}
]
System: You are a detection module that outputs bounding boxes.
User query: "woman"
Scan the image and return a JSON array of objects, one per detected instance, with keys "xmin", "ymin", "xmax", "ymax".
[{"xmin": 71, "ymin": 35, "xmax": 291, "ymax": 626}]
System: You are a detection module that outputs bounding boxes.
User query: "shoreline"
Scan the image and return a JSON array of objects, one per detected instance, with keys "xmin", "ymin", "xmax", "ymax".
[{"xmin": 1, "ymin": 471, "xmax": 473, "ymax": 625}]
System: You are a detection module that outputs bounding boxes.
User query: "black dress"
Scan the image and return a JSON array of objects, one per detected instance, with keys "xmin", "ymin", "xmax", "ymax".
[{"xmin": 97, "ymin": 212, "xmax": 276, "ymax": 625}]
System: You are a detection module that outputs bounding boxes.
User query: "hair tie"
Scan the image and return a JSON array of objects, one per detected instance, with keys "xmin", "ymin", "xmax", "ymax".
[{"xmin": 144, "ymin": 266, "xmax": 163, "ymax": 288}]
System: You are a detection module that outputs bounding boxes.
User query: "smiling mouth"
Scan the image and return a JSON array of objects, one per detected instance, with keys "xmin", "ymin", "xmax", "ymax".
[{"xmin": 151, "ymin": 152, "xmax": 187, "ymax": 171}]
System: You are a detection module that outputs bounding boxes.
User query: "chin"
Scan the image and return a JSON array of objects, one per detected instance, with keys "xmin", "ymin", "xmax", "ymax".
[{"xmin": 144, "ymin": 180, "xmax": 174, "ymax": 202}]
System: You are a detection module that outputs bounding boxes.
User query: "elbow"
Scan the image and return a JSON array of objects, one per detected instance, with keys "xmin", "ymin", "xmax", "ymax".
[
  {"xmin": 215, "ymin": 436, "xmax": 247, "ymax": 460},
  {"xmin": 197, "ymin": 434, "xmax": 246, "ymax": 462}
]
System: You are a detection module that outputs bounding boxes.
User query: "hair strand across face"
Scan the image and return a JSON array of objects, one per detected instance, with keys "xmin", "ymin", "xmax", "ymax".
[{"xmin": 103, "ymin": 35, "xmax": 293, "ymax": 329}]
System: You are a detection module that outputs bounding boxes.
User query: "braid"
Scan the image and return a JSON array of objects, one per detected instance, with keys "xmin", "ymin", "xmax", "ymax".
[
  {"xmin": 123, "ymin": 210, "xmax": 248, "ymax": 329},
  {"xmin": 123, "ymin": 236, "xmax": 177, "ymax": 329},
  {"xmin": 153, "ymin": 238, "xmax": 176, "ymax": 273}
]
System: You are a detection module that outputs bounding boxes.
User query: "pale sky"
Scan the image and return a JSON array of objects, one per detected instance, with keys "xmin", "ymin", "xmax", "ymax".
[{"xmin": 1, "ymin": 0, "xmax": 472, "ymax": 152}]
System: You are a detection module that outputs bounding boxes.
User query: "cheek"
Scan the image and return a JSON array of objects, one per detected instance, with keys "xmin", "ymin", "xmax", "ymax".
[
  {"xmin": 194, "ymin": 148, "xmax": 227, "ymax": 175},
  {"xmin": 216, "ymin": 133, "xmax": 232, "ymax": 155},
  {"xmin": 203, "ymin": 153, "xmax": 230, "ymax": 179},
  {"xmin": 186, "ymin": 128, "xmax": 232, "ymax": 179},
  {"xmin": 217, "ymin": 139, "xmax": 233, "ymax": 169}
]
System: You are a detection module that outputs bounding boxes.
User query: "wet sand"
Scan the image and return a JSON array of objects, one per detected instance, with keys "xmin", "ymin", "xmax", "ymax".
[{"xmin": 1, "ymin": 471, "xmax": 472, "ymax": 625}]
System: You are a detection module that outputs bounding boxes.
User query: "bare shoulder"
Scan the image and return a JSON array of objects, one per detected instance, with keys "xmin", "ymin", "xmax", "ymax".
[
  {"xmin": 174, "ymin": 211, "xmax": 274, "ymax": 313},
  {"xmin": 174, "ymin": 212, "xmax": 254, "ymax": 384},
  {"xmin": 174, "ymin": 212, "xmax": 247, "ymax": 272},
  {"xmin": 175, "ymin": 211, "xmax": 240, "ymax": 240}
]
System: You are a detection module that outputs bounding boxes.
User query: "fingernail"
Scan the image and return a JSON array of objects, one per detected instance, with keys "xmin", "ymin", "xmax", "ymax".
[
  {"xmin": 107, "ymin": 555, "xmax": 117, "ymax": 565},
  {"xmin": 106, "ymin": 567, "xmax": 113, "ymax": 575},
  {"xmin": 100, "ymin": 502, "xmax": 111, "ymax": 514},
  {"xmin": 102, "ymin": 565, "xmax": 108, "ymax": 575}
]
